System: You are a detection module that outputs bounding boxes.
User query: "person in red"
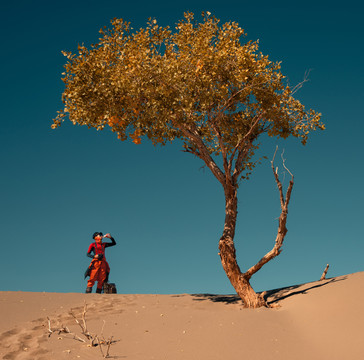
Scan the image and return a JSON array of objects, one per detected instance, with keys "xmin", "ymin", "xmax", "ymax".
[{"xmin": 85, "ymin": 232, "xmax": 116, "ymax": 293}]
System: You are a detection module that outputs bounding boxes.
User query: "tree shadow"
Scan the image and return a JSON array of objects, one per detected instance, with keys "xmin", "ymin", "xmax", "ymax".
[
  {"xmin": 191, "ymin": 293, "xmax": 242, "ymax": 305},
  {"xmin": 265, "ymin": 276, "xmax": 347, "ymax": 305},
  {"xmin": 190, "ymin": 276, "xmax": 347, "ymax": 306}
]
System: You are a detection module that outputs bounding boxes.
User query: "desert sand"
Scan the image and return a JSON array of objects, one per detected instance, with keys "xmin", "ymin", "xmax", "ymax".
[{"xmin": 1, "ymin": 272, "xmax": 364, "ymax": 360}]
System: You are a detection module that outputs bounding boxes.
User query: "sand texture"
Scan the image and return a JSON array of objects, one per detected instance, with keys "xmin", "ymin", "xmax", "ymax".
[{"xmin": 1, "ymin": 272, "xmax": 364, "ymax": 360}]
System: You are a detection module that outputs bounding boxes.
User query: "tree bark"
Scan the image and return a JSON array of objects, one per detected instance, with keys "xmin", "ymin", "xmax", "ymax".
[{"xmin": 218, "ymin": 185, "xmax": 267, "ymax": 308}]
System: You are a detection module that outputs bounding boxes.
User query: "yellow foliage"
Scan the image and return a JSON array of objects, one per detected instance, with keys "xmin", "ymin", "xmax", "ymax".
[
  {"xmin": 108, "ymin": 115, "xmax": 125, "ymax": 127},
  {"xmin": 54, "ymin": 12, "xmax": 323, "ymax": 164},
  {"xmin": 130, "ymin": 129, "xmax": 142, "ymax": 144},
  {"xmin": 195, "ymin": 60, "xmax": 204, "ymax": 73}
]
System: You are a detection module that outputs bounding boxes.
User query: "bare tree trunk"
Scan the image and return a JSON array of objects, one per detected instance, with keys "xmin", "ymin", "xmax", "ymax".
[
  {"xmin": 218, "ymin": 185, "xmax": 267, "ymax": 308},
  {"xmin": 218, "ymin": 149, "xmax": 294, "ymax": 308}
]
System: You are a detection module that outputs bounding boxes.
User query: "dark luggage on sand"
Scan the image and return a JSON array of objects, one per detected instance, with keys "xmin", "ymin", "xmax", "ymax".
[{"xmin": 103, "ymin": 282, "xmax": 117, "ymax": 294}]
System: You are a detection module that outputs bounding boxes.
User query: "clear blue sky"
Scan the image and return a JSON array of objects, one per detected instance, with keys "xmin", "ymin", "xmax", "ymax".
[{"xmin": 1, "ymin": 0, "xmax": 363, "ymax": 294}]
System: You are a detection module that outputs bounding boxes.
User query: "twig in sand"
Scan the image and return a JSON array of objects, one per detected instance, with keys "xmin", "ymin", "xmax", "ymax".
[
  {"xmin": 320, "ymin": 264, "xmax": 330, "ymax": 281},
  {"xmin": 47, "ymin": 317, "xmax": 85, "ymax": 343},
  {"xmin": 69, "ymin": 302, "xmax": 94, "ymax": 343},
  {"xmin": 106, "ymin": 336, "xmax": 113, "ymax": 357},
  {"xmin": 96, "ymin": 333, "xmax": 114, "ymax": 358},
  {"xmin": 48, "ymin": 302, "xmax": 116, "ymax": 358},
  {"xmin": 101, "ymin": 320, "xmax": 106, "ymax": 336},
  {"xmin": 96, "ymin": 336, "xmax": 105, "ymax": 357}
]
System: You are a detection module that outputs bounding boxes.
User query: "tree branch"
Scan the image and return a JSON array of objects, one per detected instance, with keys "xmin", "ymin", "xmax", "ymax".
[
  {"xmin": 271, "ymin": 146, "xmax": 285, "ymax": 208},
  {"xmin": 177, "ymin": 123, "xmax": 225, "ymax": 185},
  {"xmin": 217, "ymin": 79, "xmax": 280, "ymax": 116},
  {"xmin": 182, "ymin": 145, "xmax": 200, "ymax": 157},
  {"xmin": 281, "ymin": 149, "xmax": 293, "ymax": 177},
  {"xmin": 207, "ymin": 114, "xmax": 230, "ymax": 182},
  {"xmin": 230, "ymin": 112, "xmax": 264, "ymax": 183},
  {"xmin": 244, "ymin": 148, "xmax": 294, "ymax": 280},
  {"xmin": 290, "ymin": 69, "xmax": 311, "ymax": 95}
]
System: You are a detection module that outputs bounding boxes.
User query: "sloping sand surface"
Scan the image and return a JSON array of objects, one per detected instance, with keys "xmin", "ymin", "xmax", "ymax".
[{"xmin": 1, "ymin": 272, "xmax": 363, "ymax": 359}]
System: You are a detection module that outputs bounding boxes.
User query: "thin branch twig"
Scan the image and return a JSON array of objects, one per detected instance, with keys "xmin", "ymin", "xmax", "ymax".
[
  {"xmin": 291, "ymin": 69, "xmax": 311, "ymax": 95},
  {"xmin": 69, "ymin": 302, "xmax": 94, "ymax": 343},
  {"xmin": 95, "ymin": 336, "xmax": 104, "ymax": 357},
  {"xmin": 47, "ymin": 317, "xmax": 86, "ymax": 343},
  {"xmin": 281, "ymin": 149, "xmax": 293, "ymax": 177},
  {"xmin": 106, "ymin": 336, "xmax": 113, "ymax": 358}
]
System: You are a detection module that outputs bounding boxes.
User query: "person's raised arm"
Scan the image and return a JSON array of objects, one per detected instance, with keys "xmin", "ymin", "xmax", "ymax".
[{"xmin": 103, "ymin": 233, "xmax": 116, "ymax": 247}]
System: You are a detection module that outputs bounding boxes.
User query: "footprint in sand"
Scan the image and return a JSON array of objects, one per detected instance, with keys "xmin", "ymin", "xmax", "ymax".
[{"xmin": 0, "ymin": 319, "xmax": 49, "ymax": 360}]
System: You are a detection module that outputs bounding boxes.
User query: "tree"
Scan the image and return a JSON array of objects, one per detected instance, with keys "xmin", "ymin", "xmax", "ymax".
[{"xmin": 53, "ymin": 12, "xmax": 324, "ymax": 307}]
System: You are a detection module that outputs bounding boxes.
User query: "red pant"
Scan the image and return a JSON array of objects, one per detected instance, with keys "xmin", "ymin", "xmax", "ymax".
[{"xmin": 87, "ymin": 259, "xmax": 110, "ymax": 289}]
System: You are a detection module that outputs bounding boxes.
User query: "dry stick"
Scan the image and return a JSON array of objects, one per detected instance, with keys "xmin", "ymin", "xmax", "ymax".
[
  {"xmin": 320, "ymin": 264, "xmax": 330, "ymax": 281},
  {"xmin": 106, "ymin": 336, "xmax": 113, "ymax": 358},
  {"xmin": 69, "ymin": 302, "xmax": 94, "ymax": 344},
  {"xmin": 96, "ymin": 336, "xmax": 105, "ymax": 358},
  {"xmin": 101, "ymin": 320, "xmax": 106, "ymax": 337},
  {"xmin": 100, "ymin": 319, "xmax": 108, "ymax": 345},
  {"xmin": 47, "ymin": 317, "xmax": 85, "ymax": 343},
  {"xmin": 99, "ymin": 320, "xmax": 114, "ymax": 358},
  {"xmin": 47, "ymin": 317, "xmax": 53, "ymax": 337},
  {"xmin": 82, "ymin": 302, "xmax": 88, "ymax": 334},
  {"xmin": 70, "ymin": 312, "xmax": 87, "ymax": 338}
]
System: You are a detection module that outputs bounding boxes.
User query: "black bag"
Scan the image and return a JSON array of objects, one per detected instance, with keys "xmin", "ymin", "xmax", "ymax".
[{"xmin": 103, "ymin": 282, "xmax": 117, "ymax": 294}]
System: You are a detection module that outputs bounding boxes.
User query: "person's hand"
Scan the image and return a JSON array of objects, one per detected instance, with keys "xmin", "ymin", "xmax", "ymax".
[{"xmin": 104, "ymin": 233, "xmax": 111, "ymax": 238}]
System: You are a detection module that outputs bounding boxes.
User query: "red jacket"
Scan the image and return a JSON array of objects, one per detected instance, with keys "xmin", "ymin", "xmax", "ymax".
[{"xmin": 87, "ymin": 236, "xmax": 116, "ymax": 260}]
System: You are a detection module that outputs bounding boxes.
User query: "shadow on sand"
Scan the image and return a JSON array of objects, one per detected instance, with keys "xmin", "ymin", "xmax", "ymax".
[
  {"xmin": 264, "ymin": 276, "xmax": 347, "ymax": 305},
  {"xmin": 191, "ymin": 276, "xmax": 347, "ymax": 306},
  {"xmin": 191, "ymin": 294, "xmax": 242, "ymax": 304}
]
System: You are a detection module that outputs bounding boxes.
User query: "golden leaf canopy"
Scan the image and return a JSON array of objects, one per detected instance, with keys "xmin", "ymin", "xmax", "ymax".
[{"xmin": 54, "ymin": 12, "xmax": 323, "ymax": 153}]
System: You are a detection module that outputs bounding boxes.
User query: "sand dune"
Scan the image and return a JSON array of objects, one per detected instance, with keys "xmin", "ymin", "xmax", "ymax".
[{"xmin": 1, "ymin": 272, "xmax": 364, "ymax": 359}]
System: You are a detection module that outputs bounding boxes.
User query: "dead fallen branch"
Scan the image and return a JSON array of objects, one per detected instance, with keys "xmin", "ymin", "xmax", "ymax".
[
  {"xmin": 69, "ymin": 302, "xmax": 94, "ymax": 344},
  {"xmin": 98, "ymin": 336, "xmax": 114, "ymax": 358},
  {"xmin": 47, "ymin": 302, "xmax": 116, "ymax": 358},
  {"xmin": 105, "ymin": 336, "xmax": 113, "ymax": 358},
  {"xmin": 47, "ymin": 317, "xmax": 85, "ymax": 343}
]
